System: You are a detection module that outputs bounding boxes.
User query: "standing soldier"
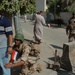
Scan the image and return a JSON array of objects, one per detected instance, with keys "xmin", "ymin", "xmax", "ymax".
[
  {"xmin": 66, "ymin": 18, "xmax": 75, "ymax": 42},
  {"xmin": 68, "ymin": 13, "xmax": 75, "ymax": 24}
]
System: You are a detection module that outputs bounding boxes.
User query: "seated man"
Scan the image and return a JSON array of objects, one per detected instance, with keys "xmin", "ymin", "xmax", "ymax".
[
  {"xmin": 5, "ymin": 33, "xmax": 42, "ymax": 75},
  {"xmin": 4, "ymin": 33, "xmax": 31, "ymax": 75}
]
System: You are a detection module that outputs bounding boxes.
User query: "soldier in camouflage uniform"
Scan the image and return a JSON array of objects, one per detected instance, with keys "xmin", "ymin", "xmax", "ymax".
[
  {"xmin": 4, "ymin": 33, "xmax": 31, "ymax": 75},
  {"xmin": 27, "ymin": 43, "xmax": 42, "ymax": 74},
  {"xmin": 4, "ymin": 33, "xmax": 41, "ymax": 75},
  {"xmin": 66, "ymin": 18, "xmax": 75, "ymax": 42}
]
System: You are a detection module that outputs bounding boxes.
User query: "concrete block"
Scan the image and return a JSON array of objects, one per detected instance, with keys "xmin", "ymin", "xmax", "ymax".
[{"xmin": 61, "ymin": 41, "xmax": 75, "ymax": 73}]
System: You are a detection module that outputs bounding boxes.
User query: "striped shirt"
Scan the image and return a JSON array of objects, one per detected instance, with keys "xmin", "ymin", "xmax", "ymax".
[{"xmin": 0, "ymin": 16, "xmax": 13, "ymax": 35}]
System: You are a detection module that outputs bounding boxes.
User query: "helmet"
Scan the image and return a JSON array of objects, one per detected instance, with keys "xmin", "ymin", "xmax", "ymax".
[{"xmin": 14, "ymin": 33, "xmax": 24, "ymax": 43}]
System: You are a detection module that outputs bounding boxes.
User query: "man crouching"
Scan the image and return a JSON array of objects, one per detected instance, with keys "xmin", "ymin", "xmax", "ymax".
[{"xmin": 4, "ymin": 33, "xmax": 31, "ymax": 75}]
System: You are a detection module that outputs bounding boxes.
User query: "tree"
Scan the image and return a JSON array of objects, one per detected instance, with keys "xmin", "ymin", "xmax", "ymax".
[
  {"xmin": 0, "ymin": 0, "xmax": 36, "ymax": 14},
  {"xmin": 47, "ymin": 0, "xmax": 75, "ymax": 13},
  {"xmin": 0, "ymin": 0, "xmax": 36, "ymax": 24},
  {"xmin": 66, "ymin": 0, "xmax": 75, "ymax": 13},
  {"xmin": 47, "ymin": 0, "xmax": 63, "ymax": 17},
  {"xmin": 0, "ymin": 0, "xmax": 36, "ymax": 35},
  {"xmin": 57, "ymin": 0, "xmax": 75, "ymax": 13},
  {"xmin": 47, "ymin": 0, "xmax": 60, "ymax": 19},
  {"xmin": 20, "ymin": 0, "xmax": 36, "ymax": 14}
]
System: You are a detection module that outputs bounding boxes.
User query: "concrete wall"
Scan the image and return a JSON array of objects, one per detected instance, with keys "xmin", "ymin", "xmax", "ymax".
[
  {"xmin": 46, "ymin": 12, "xmax": 72, "ymax": 24},
  {"xmin": 60, "ymin": 12, "xmax": 72, "ymax": 24}
]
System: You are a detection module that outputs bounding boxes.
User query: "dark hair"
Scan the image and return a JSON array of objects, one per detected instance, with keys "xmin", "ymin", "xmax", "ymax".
[
  {"xmin": 37, "ymin": 12, "xmax": 40, "ymax": 14},
  {"xmin": 39, "ymin": 11, "xmax": 43, "ymax": 14}
]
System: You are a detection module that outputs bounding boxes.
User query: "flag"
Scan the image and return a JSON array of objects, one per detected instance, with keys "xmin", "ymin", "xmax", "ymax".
[{"xmin": 11, "ymin": 50, "xmax": 18, "ymax": 61}]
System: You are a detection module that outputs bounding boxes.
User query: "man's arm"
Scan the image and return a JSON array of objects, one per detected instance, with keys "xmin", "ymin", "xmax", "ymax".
[
  {"xmin": 8, "ymin": 34, "xmax": 13, "ymax": 54},
  {"xmin": 8, "ymin": 34, "xmax": 13, "ymax": 46},
  {"xmin": 66, "ymin": 25, "xmax": 69, "ymax": 35},
  {"xmin": 4, "ymin": 61, "xmax": 25, "ymax": 68}
]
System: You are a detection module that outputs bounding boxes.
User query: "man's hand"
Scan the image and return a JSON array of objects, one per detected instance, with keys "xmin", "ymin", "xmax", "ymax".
[
  {"xmin": 8, "ymin": 47, "xmax": 13, "ymax": 54},
  {"xmin": 47, "ymin": 24, "xmax": 51, "ymax": 27},
  {"xmin": 4, "ymin": 63, "xmax": 12, "ymax": 68}
]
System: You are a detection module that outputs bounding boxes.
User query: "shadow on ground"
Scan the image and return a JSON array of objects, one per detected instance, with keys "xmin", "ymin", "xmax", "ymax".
[
  {"xmin": 48, "ymin": 56, "xmax": 60, "ymax": 62},
  {"xmin": 47, "ymin": 57, "xmax": 75, "ymax": 75},
  {"xmin": 24, "ymin": 38, "xmax": 35, "ymax": 43},
  {"xmin": 50, "ymin": 44, "xmax": 63, "ymax": 50}
]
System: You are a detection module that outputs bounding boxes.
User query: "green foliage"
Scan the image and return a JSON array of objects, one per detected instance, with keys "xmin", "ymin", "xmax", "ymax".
[
  {"xmin": 47, "ymin": 0, "xmax": 60, "ymax": 13},
  {"xmin": 67, "ymin": 1, "xmax": 75, "ymax": 13},
  {"xmin": 25, "ymin": 3, "xmax": 36, "ymax": 14},
  {"xmin": 0, "ymin": 0, "xmax": 19, "ymax": 13},
  {"xmin": 47, "ymin": 0, "xmax": 75, "ymax": 13},
  {"xmin": 20, "ymin": 0, "xmax": 36, "ymax": 14},
  {"xmin": 0, "ymin": 0, "xmax": 36, "ymax": 14}
]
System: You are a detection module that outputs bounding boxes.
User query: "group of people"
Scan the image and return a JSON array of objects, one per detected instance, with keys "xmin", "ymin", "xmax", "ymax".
[
  {"xmin": 33, "ymin": 11, "xmax": 75, "ymax": 43},
  {"xmin": 0, "ymin": 10, "xmax": 45, "ymax": 75},
  {"xmin": 1, "ymin": 9, "xmax": 75, "ymax": 75}
]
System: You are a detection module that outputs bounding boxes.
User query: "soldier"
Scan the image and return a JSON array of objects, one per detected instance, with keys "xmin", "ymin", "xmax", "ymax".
[
  {"xmin": 68, "ymin": 13, "xmax": 75, "ymax": 24},
  {"xmin": 66, "ymin": 18, "xmax": 75, "ymax": 42},
  {"xmin": 5, "ymin": 33, "xmax": 42, "ymax": 75},
  {"xmin": 4, "ymin": 33, "xmax": 31, "ymax": 75}
]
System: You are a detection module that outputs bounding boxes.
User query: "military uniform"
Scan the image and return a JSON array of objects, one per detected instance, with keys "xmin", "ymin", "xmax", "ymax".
[
  {"xmin": 66, "ymin": 18, "xmax": 75, "ymax": 42},
  {"xmin": 10, "ymin": 33, "xmax": 31, "ymax": 75},
  {"xmin": 11, "ymin": 33, "xmax": 41, "ymax": 75},
  {"xmin": 25, "ymin": 43, "xmax": 41, "ymax": 74},
  {"xmin": 13, "ymin": 43, "xmax": 31, "ymax": 75}
]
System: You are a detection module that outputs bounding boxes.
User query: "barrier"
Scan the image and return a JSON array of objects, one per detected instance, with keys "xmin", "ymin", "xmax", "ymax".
[{"xmin": 61, "ymin": 41, "xmax": 75, "ymax": 73}]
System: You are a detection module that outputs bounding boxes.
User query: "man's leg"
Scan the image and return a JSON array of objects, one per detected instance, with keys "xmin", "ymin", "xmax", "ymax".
[
  {"xmin": 0, "ymin": 66, "xmax": 3, "ymax": 75},
  {"xmin": 0, "ymin": 48, "xmax": 10, "ymax": 75}
]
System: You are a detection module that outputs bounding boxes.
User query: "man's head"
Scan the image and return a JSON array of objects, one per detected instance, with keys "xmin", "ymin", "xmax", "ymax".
[
  {"xmin": 70, "ymin": 19, "xmax": 75, "ymax": 25},
  {"xmin": 14, "ymin": 33, "xmax": 24, "ymax": 45},
  {"xmin": 39, "ymin": 11, "xmax": 43, "ymax": 16}
]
